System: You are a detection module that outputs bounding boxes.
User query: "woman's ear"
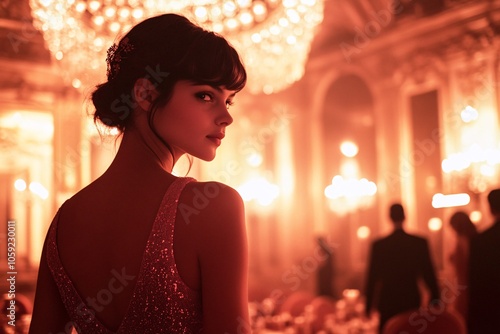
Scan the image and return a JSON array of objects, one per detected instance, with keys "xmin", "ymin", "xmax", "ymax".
[{"xmin": 133, "ymin": 78, "xmax": 159, "ymax": 111}]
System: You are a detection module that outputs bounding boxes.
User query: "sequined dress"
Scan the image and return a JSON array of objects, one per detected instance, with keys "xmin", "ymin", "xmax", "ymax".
[{"xmin": 46, "ymin": 177, "xmax": 203, "ymax": 333}]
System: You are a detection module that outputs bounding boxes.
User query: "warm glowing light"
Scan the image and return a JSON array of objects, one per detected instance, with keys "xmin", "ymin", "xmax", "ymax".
[
  {"xmin": 75, "ymin": 2, "xmax": 86, "ymax": 13},
  {"xmin": 480, "ymin": 164, "xmax": 495, "ymax": 177},
  {"xmin": 251, "ymin": 32, "xmax": 263, "ymax": 43},
  {"xmin": 340, "ymin": 160, "xmax": 359, "ymax": 178},
  {"xmin": 342, "ymin": 289, "xmax": 360, "ymax": 302},
  {"xmin": 226, "ymin": 18, "xmax": 239, "ymax": 30},
  {"xmin": 72, "ymin": 78, "xmax": 82, "ymax": 89},
  {"xmin": 29, "ymin": 0, "xmax": 324, "ymax": 93},
  {"xmin": 88, "ymin": 1, "xmax": 101, "ymax": 12},
  {"xmin": 432, "ymin": 193, "xmax": 470, "ymax": 208},
  {"xmin": 104, "ymin": 6, "xmax": 116, "ymax": 18},
  {"xmin": 246, "ymin": 152, "xmax": 263, "ymax": 167},
  {"xmin": 442, "ymin": 143, "xmax": 500, "ymax": 192},
  {"xmin": 324, "ymin": 175, "xmax": 377, "ymax": 215},
  {"xmin": 263, "ymin": 85, "xmax": 274, "ymax": 95},
  {"xmin": 239, "ymin": 11, "xmax": 254, "ymax": 25},
  {"xmin": 428, "ymin": 217, "xmax": 442, "ymax": 231},
  {"xmin": 340, "ymin": 141, "xmax": 358, "ymax": 158},
  {"xmin": 118, "ymin": 7, "xmax": 130, "ymax": 19},
  {"xmin": 238, "ymin": 0, "xmax": 253, "ymax": 7},
  {"xmin": 29, "ymin": 182, "xmax": 49, "ymax": 199},
  {"xmin": 253, "ymin": 2, "xmax": 267, "ymax": 16},
  {"xmin": 442, "ymin": 145, "xmax": 500, "ymax": 173},
  {"xmin": 0, "ymin": 111, "xmax": 54, "ymax": 141},
  {"xmin": 461, "ymin": 105, "xmax": 479, "ymax": 123},
  {"xmin": 132, "ymin": 8, "xmax": 144, "ymax": 19},
  {"xmin": 14, "ymin": 179, "xmax": 27, "ymax": 192},
  {"xmin": 324, "ymin": 176, "xmax": 377, "ymax": 200},
  {"xmin": 357, "ymin": 226, "xmax": 370, "ymax": 239},
  {"xmin": 470, "ymin": 210, "xmax": 482, "ymax": 223},
  {"xmin": 194, "ymin": 6, "xmax": 208, "ymax": 19},
  {"xmin": 441, "ymin": 157, "xmax": 469, "ymax": 173},
  {"xmin": 237, "ymin": 176, "xmax": 280, "ymax": 206}
]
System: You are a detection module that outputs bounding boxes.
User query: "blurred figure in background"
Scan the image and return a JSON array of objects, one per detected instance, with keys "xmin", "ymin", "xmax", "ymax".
[
  {"xmin": 468, "ymin": 188, "xmax": 500, "ymax": 334},
  {"xmin": 316, "ymin": 236, "xmax": 336, "ymax": 299},
  {"xmin": 364, "ymin": 203, "xmax": 440, "ymax": 333},
  {"xmin": 448, "ymin": 210, "xmax": 477, "ymax": 325}
]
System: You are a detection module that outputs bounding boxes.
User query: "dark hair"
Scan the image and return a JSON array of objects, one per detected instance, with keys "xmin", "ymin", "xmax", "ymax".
[
  {"xmin": 450, "ymin": 211, "xmax": 477, "ymax": 238},
  {"xmin": 488, "ymin": 188, "xmax": 500, "ymax": 214},
  {"xmin": 389, "ymin": 203, "xmax": 405, "ymax": 223},
  {"xmin": 91, "ymin": 13, "xmax": 247, "ymax": 132}
]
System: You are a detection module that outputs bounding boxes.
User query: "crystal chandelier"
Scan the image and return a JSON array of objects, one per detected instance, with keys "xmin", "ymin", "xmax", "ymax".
[{"xmin": 29, "ymin": 0, "xmax": 324, "ymax": 94}]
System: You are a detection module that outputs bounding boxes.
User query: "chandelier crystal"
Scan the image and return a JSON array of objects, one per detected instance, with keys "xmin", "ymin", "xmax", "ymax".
[{"xmin": 29, "ymin": 0, "xmax": 324, "ymax": 94}]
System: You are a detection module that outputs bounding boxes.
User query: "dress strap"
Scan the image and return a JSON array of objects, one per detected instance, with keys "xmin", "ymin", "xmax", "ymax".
[{"xmin": 152, "ymin": 177, "xmax": 195, "ymax": 247}]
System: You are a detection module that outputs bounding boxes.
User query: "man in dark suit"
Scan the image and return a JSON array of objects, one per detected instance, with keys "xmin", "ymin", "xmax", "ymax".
[
  {"xmin": 468, "ymin": 188, "xmax": 500, "ymax": 334},
  {"xmin": 364, "ymin": 203, "xmax": 440, "ymax": 333}
]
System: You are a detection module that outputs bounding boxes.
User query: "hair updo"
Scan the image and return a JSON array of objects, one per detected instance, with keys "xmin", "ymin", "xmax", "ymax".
[{"xmin": 91, "ymin": 13, "xmax": 247, "ymax": 132}]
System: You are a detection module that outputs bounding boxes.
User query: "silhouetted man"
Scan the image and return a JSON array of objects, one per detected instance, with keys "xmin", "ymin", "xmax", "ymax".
[
  {"xmin": 364, "ymin": 203, "xmax": 440, "ymax": 333},
  {"xmin": 468, "ymin": 188, "xmax": 500, "ymax": 334}
]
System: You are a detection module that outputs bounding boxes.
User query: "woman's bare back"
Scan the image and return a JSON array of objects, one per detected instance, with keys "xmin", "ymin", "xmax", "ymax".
[{"xmin": 55, "ymin": 172, "xmax": 200, "ymax": 329}]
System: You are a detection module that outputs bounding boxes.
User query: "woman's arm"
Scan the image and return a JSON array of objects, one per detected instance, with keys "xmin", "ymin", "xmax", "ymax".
[
  {"xmin": 195, "ymin": 182, "xmax": 250, "ymax": 334},
  {"xmin": 29, "ymin": 235, "xmax": 72, "ymax": 333}
]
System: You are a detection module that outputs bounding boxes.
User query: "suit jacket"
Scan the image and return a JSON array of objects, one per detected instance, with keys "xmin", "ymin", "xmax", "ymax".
[
  {"xmin": 365, "ymin": 229, "xmax": 440, "ymax": 327},
  {"xmin": 468, "ymin": 220, "xmax": 500, "ymax": 334}
]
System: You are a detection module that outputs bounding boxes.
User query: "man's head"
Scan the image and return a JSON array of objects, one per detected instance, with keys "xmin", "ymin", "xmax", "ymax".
[
  {"xmin": 487, "ymin": 188, "xmax": 500, "ymax": 217},
  {"xmin": 389, "ymin": 203, "xmax": 405, "ymax": 224}
]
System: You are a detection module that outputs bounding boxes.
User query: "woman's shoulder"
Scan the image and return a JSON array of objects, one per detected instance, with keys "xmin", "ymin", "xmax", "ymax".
[
  {"xmin": 181, "ymin": 180, "xmax": 243, "ymax": 211},
  {"xmin": 58, "ymin": 179, "xmax": 106, "ymax": 211},
  {"xmin": 178, "ymin": 180, "xmax": 245, "ymax": 230}
]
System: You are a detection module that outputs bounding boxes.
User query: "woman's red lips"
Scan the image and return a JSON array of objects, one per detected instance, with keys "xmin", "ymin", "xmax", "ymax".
[{"xmin": 207, "ymin": 133, "xmax": 224, "ymax": 145}]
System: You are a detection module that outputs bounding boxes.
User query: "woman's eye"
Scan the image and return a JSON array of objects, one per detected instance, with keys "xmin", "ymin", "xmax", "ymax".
[
  {"xmin": 196, "ymin": 92, "xmax": 213, "ymax": 102},
  {"xmin": 226, "ymin": 100, "xmax": 235, "ymax": 109}
]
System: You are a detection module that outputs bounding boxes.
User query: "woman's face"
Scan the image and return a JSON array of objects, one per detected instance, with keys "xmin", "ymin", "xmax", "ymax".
[{"xmin": 153, "ymin": 80, "xmax": 237, "ymax": 161}]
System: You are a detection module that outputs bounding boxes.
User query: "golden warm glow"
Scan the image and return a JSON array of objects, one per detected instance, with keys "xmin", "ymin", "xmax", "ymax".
[
  {"xmin": 342, "ymin": 289, "xmax": 360, "ymax": 302},
  {"xmin": 428, "ymin": 217, "xmax": 442, "ymax": 231},
  {"xmin": 442, "ymin": 144, "xmax": 500, "ymax": 173},
  {"xmin": 237, "ymin": 176, "xmax": 280, "ymax": 206},
  {"xmin": 324, "ymin": 175, "xmax": 377, "ymax": 215},
  {"xmin": 14, "ymin": 179, "xmax": 27, "ymax": 192},
  {"xmin": 470, "ymin": 210, "xmax": 482, "ymax": 223},
  {"xmin": 431, "ymin": 193, "xmax": 470, "ymax": 208},
  {"xmin": 324, "ymin": 176, "xmax": 377, "ymax": 200},
  {"xmin": 29, "ymin": 0, "xmax": 324, "ymax": 94},
  {"xmin": 356, "ymin": 226, "xmax": 370, "ymax": 239},
  {"xmin": 461, "ymin": 105, "xmax": 479, "ymax": 123},
  {"xmin": 15, "ymin": 179, "xmax": 50, "ymax": 200},
  {"xmin": 0, "ymin": 112, "xmax": 53, "ymax": 139},
  {"xmin": 28, "ymin": 181, "xmax": 49, "ymax": 200},
  {"xmin": 340, "ymin": 141, "xmax": 359, "ymax": 158}
]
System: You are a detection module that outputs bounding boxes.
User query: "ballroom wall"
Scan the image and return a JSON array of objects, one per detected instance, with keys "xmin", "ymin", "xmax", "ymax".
[{"xmin": 1, "ymin": 0, "xmax": 500, "ymax": 304}]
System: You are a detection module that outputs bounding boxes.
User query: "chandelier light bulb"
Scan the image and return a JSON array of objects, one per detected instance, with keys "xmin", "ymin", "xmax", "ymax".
[
  {"xmin": 253, "ymin": 1, "xmax": 267, "ymax": 16},
  {"xmin": 461, "ymin": 105, "xmax": 478, "ymax": 123},
  {"xmin": 14, "ymin": 179, "xmax": 27, "ymax": 192},
  {"xmin": 237, "ymin": 0, "xmax": 253, "ymax": 8},
  {"xmin": 340, "ymin": 141, "xmax": 359, "ymax": 158}
]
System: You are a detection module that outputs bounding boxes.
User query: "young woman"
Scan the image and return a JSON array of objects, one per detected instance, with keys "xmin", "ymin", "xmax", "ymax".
[{"xmin": 29, "ymin": 13, "xmax": 249, "ymax": 333}]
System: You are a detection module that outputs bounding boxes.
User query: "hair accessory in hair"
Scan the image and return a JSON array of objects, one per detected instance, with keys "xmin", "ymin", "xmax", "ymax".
[{"xmin": 106, "ymin": 37, "xmax": 134, "ymax": 80}]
